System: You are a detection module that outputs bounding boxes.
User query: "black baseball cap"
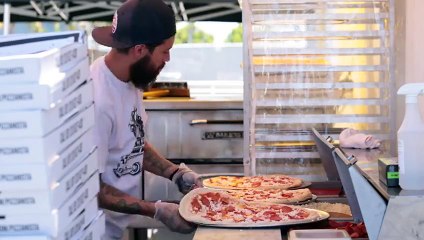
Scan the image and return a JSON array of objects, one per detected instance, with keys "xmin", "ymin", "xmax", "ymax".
[{"xmin": 92, "ymin": 0, "xmax": 176, "ymax": 48}]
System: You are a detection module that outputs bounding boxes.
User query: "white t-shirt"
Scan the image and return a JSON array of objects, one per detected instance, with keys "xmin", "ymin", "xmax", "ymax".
[{"xmin": 91, "ymin": 56, "xmax": 147, "ymax": 239}]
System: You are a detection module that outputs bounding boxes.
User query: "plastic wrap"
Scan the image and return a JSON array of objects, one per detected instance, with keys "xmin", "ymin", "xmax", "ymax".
[{"xmin": 243, "ymin": 0, "xmax": 395, "ymax": 178}]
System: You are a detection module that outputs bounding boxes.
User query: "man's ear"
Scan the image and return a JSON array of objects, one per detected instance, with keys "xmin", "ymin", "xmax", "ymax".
[{"xmin": 133, "ymin": 44, "xmax": 148, "ymax": 58}]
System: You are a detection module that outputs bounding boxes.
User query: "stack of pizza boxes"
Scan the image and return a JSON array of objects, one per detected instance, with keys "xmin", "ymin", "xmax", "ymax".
[{"xmin": 0, "ymin": 31, "xmax": 104, "ymax": 240}]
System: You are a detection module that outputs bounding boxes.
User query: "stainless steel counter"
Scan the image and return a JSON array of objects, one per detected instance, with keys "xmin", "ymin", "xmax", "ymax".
[
  {"xmin": 340, "ymin": 147, "xmax": 424, "ymax": 240},
  {"xmin": 340, "ymin": 148, "xmax": 402, "ymax": 200}
]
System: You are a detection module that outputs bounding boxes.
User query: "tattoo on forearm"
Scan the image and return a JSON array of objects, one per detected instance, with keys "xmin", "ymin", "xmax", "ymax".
[
  {"xmin": 98, "ymin": 179, "xmax": 155, "ymax": 216},
  {"xmin": 116, "ymin": 200, "xmax": 143, "ymax": 213},
  {"xmin": 143, "ymin": 143, "xmax": 176, "ymax": 177},
  {"xmin": 102, "ymin": 183, "xmax": 125, "ymax": 197}
]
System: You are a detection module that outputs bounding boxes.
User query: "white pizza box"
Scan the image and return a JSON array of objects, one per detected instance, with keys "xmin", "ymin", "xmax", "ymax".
[
  {"xmin": 75, "ymin": 212, "xmax": 105, "ymax": 240},
  {"xmin": 0, "ymin": 104, "xmax": 94, "ymax": 164},
  {"xmin": 0, "ymin": 80, "xmax": 93, "ymax": 138},
  {"xmin": 0, "ymin": 178, "xmax": 99, "ymax": 237},
  {"xmin": 0, "ymin": 236, "xmax": 50, "ymax": 240},
  {"xmin": 0, "ymin": 42, "xmax": 88, "ymax": 84},
  {"xmin": 0, "ymin": 58, "xmax": 90, "ymax": 111},
  {"xmin": 59, "ymin": 211, "xmax": 104, "ymax": 240},
  {"xmin": 0, "ymin": 211, "xmax": 104, "ymax": 240},
  {"xmin": 0, "ymin": 149, "xmax": 98, "ymax": 209},
  {"xmin": 49, "ymin": 130, "xmax": 95, "ymax": 183},
  {"xmin": 0, "ymin": 150, "xmax": 98, "ymax": 214},
  {"xmin": 0, "ymin": 31, "xmax": 86, "ymax": 56},
  {"xmin": 0, "ymin": 126, "xmax": 94, "ymax": 170}
]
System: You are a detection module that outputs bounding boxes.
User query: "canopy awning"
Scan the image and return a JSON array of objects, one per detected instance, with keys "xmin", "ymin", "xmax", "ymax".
[{"xmin": 0, "ymin": 0, "xmax": 242, "ymax": 22}]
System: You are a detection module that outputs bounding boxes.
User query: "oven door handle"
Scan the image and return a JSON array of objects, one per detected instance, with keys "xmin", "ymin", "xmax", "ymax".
[{"xmin": 190, "ymin": 119, "xmax": 243, "ymax": 125}]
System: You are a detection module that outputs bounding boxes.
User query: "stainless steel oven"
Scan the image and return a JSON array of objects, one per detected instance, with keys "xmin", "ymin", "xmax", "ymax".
[{"xmin": 142, "ymin": 98, "xmax": 244, "ymax": 202}]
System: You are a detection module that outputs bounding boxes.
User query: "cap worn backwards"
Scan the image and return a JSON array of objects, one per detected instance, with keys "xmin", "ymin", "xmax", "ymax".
[{"xmin": 92, "ymin": 0, "xmax": 176, "ymax": 48}]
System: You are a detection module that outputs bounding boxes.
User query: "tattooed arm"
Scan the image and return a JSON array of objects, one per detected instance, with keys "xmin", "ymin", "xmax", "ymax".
[
  {"xmin": 97, "ymin": 175, "xmax": 155, "ymax": 217},
  {"xmin": 142, "ymin": 141, "xmax": 179, "ymax": 179},
  {"xmin": 97, "ymin": 142, "xmax": 179, "ymax": 215},
  {"xmin": 97, "ymin": 175, "xmax": 195, "ymax": 233},
  {"xmin": 143, "ymin": 141, "xmax": 202, "ymax": 193}
]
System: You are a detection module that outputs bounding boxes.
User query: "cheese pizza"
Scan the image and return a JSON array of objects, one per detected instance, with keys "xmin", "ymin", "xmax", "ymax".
[
  {"xmin": 202, "ymin": 175, "xmax": 303, "ymax": 190},
  {"xmin": 226, "ymin": 188, "xmax": 313, "ymax": 204},
  {"xmin": 179, "ymin": 188, "xmax": 327, "ymax": 226}
]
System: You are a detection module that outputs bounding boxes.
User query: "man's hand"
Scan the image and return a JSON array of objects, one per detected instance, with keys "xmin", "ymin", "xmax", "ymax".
[
  {"xmin": 171, "ymin": 163, "xmax": 203, "ymax": 194},
  {"xmin": 154, "ymin": 201, "xmax": 196, "ymax": 233}
]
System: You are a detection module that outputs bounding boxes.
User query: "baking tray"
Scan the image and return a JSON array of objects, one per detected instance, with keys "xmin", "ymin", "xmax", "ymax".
[
  {"xmin": 179, "ymin": 188, "xmax": 329, "ymax": 228},
  {"xmin": 289, "ymin": 181, "xmax": 312, "ymax": 190},
  {"xmin": 291, "ymin": 194, "xmax": 318, "ymax": 205}
]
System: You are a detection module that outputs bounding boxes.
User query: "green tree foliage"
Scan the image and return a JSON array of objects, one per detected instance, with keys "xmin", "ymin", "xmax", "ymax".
[
  {"xmin": 30, "ymin": 22, "xmax": 45, "ymax": 32},
  {"xmin": 175, "ymin": 23, "xmax": 214, "ymax": 44},
  {"xmin": 226, "ymin": 24, "xmax": 243, "ymax": 43}
]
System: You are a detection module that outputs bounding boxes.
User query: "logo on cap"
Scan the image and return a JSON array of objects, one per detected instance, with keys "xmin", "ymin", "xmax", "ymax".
[{"xmin": 112, "ymin": 11, "xmax": 118, "ymax": 34}]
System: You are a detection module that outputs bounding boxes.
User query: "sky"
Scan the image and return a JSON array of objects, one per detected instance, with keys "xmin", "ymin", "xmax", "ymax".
[{"xmin": 177, "ymin": 21, "xmax": 240, "ymax": 44}]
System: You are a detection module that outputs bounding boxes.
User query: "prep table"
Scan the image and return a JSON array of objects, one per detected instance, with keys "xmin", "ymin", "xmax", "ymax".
[{"xmin": 341, "ymin": 148, "xmax": 424, "ymax": 240}]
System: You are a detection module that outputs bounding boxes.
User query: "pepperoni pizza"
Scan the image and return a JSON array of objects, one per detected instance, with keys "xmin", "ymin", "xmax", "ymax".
[
  {"xmin": 202, "ymin": 175, "xmax": 303, "ymax": 190},
  {"xmin": 226, "ymin": 188, "xmax": 313, "ymax": 204},
  {"xmin": 179, "ymin": 188, "xmax": 325, "ymax": 226}
]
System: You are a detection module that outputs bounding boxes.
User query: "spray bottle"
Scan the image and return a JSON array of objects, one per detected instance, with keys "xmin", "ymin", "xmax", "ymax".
[{"xmin": 397, "ymin": 83, "xmax": 424, "ymax": 190}]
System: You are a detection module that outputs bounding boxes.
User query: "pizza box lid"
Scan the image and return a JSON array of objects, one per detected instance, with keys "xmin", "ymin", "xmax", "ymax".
[
  {"xmin": 0, "ymin": 104, "xmax": 94, "ymax": 165},
  {"xmin": 0, "ymin": 31, "xmax": 85, "ymax": 56},
  {"xmin": 0, "ymin": 58, "xmax": 90, "ymax": 111},
  {"xmin": 0, "ymin": 42, "xmax": 88, "ymax": 85},
  {"xmin": 0, "ymin": 80, "xmax": 93, "ymax": 138},
  {"xmin": 288, "ymin": 229, "xmax": 351, "ymax": 240}
]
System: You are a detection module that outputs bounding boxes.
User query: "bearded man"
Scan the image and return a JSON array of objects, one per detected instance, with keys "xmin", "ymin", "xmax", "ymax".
[{"xmin": 90, "ymin": 0, "xmax": 201, "ymax": 238}]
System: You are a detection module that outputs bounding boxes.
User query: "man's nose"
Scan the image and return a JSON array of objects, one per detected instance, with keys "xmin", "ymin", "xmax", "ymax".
[{"xmin": 164, "ymin": 54, "xmax": 170, "ymax": 62}]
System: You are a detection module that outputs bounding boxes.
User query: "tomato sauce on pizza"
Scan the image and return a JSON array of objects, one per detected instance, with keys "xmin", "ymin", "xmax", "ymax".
[
  {"xmin": 226, "ymin": 188, "xmax": 313, "ymax": 204},
  {"xmin": 183, "ymin": 189, "xmax": 320, "ymax": 225},
  {"xmin": 203, "ymin": 175, "xmax": 303, "ymax": 190}
]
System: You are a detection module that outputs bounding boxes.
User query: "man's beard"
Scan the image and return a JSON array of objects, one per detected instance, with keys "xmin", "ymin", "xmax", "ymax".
[{"xmin": 129, "ymin": 54, "xmax": 164, "ymax": 90}]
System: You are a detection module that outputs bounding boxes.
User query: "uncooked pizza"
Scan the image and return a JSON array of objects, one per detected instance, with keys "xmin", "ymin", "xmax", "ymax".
[
  {"xmin": 202, "ymin": 175, "xmax": 303, "ymax": 190},
  {"xmin": 226, "ymin": 188, "xmax": 313, "ymax": 204},
  {"xmin": 179, "ymin": 188, "xmax": 327, "ymax": 226}
]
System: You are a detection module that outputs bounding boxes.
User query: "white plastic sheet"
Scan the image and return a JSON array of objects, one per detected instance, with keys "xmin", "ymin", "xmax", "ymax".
[{"xmin": 243, "ymin": 0, "xmax": 395, "ymax": 178}]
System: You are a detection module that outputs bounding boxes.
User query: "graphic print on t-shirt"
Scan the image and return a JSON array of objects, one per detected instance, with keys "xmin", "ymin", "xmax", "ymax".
[{"xmin": 113, "ymin": 107, "xmax": 144, "ymax": 177}]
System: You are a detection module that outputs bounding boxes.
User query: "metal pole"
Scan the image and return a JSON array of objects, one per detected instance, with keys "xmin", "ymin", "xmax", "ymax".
[{"xmin": 3, "ymin": 3, "xmax": 11, "ymax": 35}]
